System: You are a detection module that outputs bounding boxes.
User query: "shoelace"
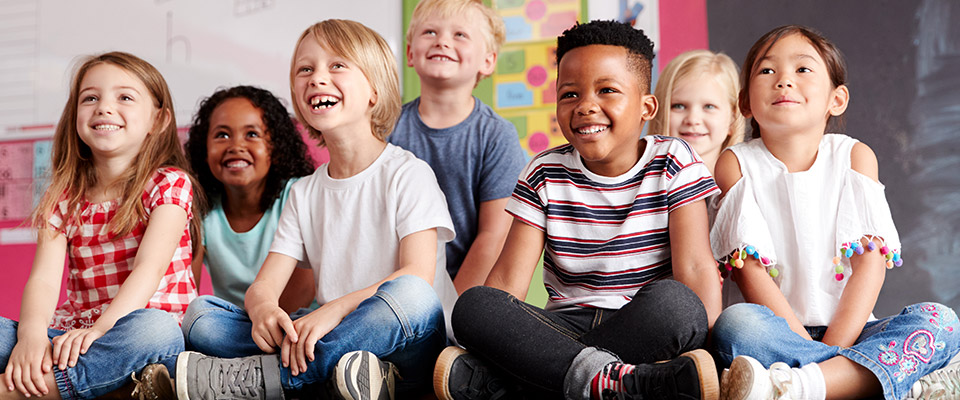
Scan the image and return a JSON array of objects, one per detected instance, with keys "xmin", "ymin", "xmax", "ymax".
[
  {"xmin": 769, "ymin": 363, "xmax": 796, "ymax": 400},
  {"xmin": 916, "ymin": 367, "xmax": 960, "ymax": 400},
  {"xmin": 615, "ymin": 363, "xmax": 675, "ymax": 400},
  {"xmin": 216, "ymin": 358, "xmax": 262, "ymax": 397}
]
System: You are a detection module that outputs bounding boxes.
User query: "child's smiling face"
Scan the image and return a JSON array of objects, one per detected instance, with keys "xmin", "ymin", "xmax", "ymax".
[
  {"xmin": 75, "ymin": 63, "xmax": 159, "ymax": 161},
  {"xmin": 668, "ymin": 72, "xmax": 734, "ymax": 161},
  {"xmin": 292, "ymin": 33, "xmax": 376, "ymax": 140},
  {"xmin": 206, "ymin": 97, "xmax": 272, "ymax": 195},
  {"xmin": 406, "ymin": 7, "xmax": 496, "ymax": 88},
  {"xmin": 556, "ymin": 44, "xmax": 657, "ymax": 177}
]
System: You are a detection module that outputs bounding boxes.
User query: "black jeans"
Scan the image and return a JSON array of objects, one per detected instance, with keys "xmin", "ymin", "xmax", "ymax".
[{"xmin": 452, "ymin": 279, "xmax": 708, "ymax": 396}]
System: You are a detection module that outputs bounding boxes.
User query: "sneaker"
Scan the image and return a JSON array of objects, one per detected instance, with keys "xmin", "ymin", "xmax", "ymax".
[
  {"xmin": 906, "ymin": 355, "xmax": 960, "ymax": 400},
  {"xmin": 721, "ymin": 356, "xmax": 803, "ymax": 400},
  {"xmin": 600, "ymin": 349, "xmax": 719, "ymax": 400},
  {"xmin": 132, "ymin": 363, "xmax": 175, "ymax": 400},
  {"xmin": 175, "ymin": 351, "xmax": 284, "ymax": 400},
  {"xmin": 434, "ymin": 346, "xmax": 509, "ymax": 400},
  {"xmin": 334, "ymin": 350, "xmax": 397, "ymax": 400}
]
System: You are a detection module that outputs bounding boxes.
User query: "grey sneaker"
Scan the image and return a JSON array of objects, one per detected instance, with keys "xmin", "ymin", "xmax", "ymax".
[
  {"xmin": 907, "ymin": 354, "xmax": 960, "ymax": 400},
  {"xmin": 334, "ymin": 351, "xmax": 396, "ymax": 400},
  {"xmin": 131, "ymin": 363, "xmax": 175, "ymax": 400},
  {"xmin": 175, "ymin": 351, "xmax": 284, "ymax": 400}
]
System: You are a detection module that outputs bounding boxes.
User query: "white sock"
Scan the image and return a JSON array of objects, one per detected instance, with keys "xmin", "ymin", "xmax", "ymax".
[{"xmin": 798, "ymin": 363, "xmax": 826, "ymax": 400}]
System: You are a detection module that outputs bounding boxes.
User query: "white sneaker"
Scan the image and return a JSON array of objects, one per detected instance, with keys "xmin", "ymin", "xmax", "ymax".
[
  {"xmin": 334, "ymin": 351, "xmax": 396, "ymax": 400},
  {"xmin": 906, "ymin": 353, "xmax": 960, "ymax": 400},
  {"xmin": 721, "ymin": 356, "xmax": 803, "ymax": 400}
]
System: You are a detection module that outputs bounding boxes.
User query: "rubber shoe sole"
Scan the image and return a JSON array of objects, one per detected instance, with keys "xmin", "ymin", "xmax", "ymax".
[
  {"xmin": 720, "ymin": 356, "xmax": 768, "ymax": 400},
  {"xmin": 434, "ymin": 346, "xmax": 468, "ymax": 400},
  {"xmin": 335, "ymin": 351, "xmax": 394, "ymax": 400},
  {"xmin": 681, "ymin": 349, "xmax": 720, "ymax": 400}
]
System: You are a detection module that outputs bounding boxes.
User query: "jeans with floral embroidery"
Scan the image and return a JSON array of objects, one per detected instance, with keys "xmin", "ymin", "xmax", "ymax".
[{"xmin": 713, "ymin": 302, "xmax": 960, "ymax": 400}]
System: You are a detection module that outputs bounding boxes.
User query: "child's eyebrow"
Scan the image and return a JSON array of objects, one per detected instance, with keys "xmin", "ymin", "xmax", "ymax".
[{"xmin": 758, "ymin": 53, "xmax": 819, "ymax": 64}]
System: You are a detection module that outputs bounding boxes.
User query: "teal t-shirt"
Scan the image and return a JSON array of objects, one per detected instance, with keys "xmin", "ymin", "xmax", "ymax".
[{"xmin": 202, "ymin": 178, "xmax": 299, "ymax": 307}]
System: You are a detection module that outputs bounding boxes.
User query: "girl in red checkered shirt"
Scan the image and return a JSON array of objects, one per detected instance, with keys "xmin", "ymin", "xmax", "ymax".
[{"xmin": 0, "ymin": 52, "xmax": 202, "ymax": 400}]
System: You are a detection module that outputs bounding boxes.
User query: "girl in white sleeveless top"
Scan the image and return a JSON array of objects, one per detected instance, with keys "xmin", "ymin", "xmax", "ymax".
[{"xmin": 712, "ymin": 25, "xmax": 959, "ymax": 400}]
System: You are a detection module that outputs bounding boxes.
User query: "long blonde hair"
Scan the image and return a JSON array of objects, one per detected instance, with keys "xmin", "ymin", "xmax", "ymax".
[
  {"xmin": 649, "ymin": 50, "xmax": 745, "ymax": 150},
  {"xmin": 32, "ymin": 52, "xmax": 203, "ymax": 252},
  {"xmin": 290, "ymin": 20, "xmax": 401, "ymax": 146}
]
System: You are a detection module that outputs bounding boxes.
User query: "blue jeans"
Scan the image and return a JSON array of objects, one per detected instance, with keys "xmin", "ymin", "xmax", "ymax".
[
  {"xmin": 0, "ymin": 308, "xmax": 183, "ymax": 400},
  {"xmin": 181, "ymin": 275, "xmax": 446, "ymax": 394},
  {"xmin": 713, "ymin": 302, "xmax": 960, "ymax": 400}
]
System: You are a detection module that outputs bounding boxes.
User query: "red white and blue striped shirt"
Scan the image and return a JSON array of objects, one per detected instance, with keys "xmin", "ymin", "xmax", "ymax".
[{"xmin": 507, "ymin": 136, "xmax": 719, "ymax": 311}]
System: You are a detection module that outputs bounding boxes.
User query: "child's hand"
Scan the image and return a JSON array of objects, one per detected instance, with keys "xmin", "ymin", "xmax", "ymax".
[
  {"xmin": 51, "ymin": 327, "xmax": 106, "ymax": 370},
  {"xmin": 249, "ymin": 305, "xmax": 298, "ymax": 354},
  {"xmin": 4, "ymin": 335, "xmax": 53, "ymax": 397},
  {"xmin": 286, "ymin": 305, "xmax": 342, "ymax": 376}
]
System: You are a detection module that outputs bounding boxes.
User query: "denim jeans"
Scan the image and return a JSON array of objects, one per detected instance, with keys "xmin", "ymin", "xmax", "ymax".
[
  {"xmin": 181, "ymin": 275, "xmax": 447, "ymax": 395},
  {"xmin": 452, "ymin": 279, "xmax": 709, "ymax": 399},
  {"xmin": 713, "ymin": 302, "xmax": 960, "ymax": 400},
  {"xmin": 0, "ymin": 308, "xmax": 183, "ymax": 400}
]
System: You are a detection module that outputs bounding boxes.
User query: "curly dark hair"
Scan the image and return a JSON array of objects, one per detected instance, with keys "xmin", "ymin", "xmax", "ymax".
[
  {"xmin": 556, "ymin": 20, "xmax": 656, "ymax": 92},
  {"xmin": 185, "ymin": 85, "xmax": 315, "ymax": 216}
]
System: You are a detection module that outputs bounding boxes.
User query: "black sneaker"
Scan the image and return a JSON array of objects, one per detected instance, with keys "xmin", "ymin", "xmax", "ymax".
[
  {"xmin": 131, "ymin": 363, "xmax": 175, "ymax": 400},
  {"xmin": 434, "ymin": 346, "xmax": 509, "ymax": 400},
  {"xmin": 175, "ymin": 351, "xmax": 284, "ymax": 400},
  {"xmin": 333, "ymin": 350, "xmax": 396, "ymax": 400},
  {"xmin": 602, "ymin": 349, "xmax": 719, "ymax": 400}
]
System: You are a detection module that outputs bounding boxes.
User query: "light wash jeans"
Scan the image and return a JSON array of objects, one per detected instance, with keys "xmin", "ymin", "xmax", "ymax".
[
  {"xmin": 0, "ymin": 308, "xmax": 183, "ymax": 400},
  {"xmin": 713, "ymin": 302, "xmax": 960, "ymax": 400},
  {"xmin": 181, "ymin": 275, "xmax": 446, "ymax": 394}
]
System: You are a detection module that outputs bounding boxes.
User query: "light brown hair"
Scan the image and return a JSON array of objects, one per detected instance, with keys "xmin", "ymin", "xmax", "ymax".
[
  {"xmin": 291, "ymin": 20, "xmax": 401, "ymax": 144},
  {"xmin": 32, "ymin": 52, "xmax": 203, "ymax": 253}
]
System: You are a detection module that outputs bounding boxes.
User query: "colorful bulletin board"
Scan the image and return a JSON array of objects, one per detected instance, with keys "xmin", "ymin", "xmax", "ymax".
[{"xmin": 0, "ymin": 137, "xmax": 51, "ymax": 223}]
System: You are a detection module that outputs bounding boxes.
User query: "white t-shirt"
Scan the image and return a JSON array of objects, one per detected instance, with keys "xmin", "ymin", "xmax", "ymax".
[
  {"xmin": 270, "ymin": 143, "xmax": 458, "ymax": 338},
  {"xmin": 711, "ymin": 134, "xmax": 901, "ymax": 326}
]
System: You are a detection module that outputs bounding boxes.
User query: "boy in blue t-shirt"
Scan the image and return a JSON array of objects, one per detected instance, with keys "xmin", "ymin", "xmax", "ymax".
[{"xmin": 390, "ymin": 0, "xmax": 526, "ymax": 294}]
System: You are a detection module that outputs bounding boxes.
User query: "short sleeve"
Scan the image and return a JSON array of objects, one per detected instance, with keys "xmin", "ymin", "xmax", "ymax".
[
  {"xmin": 394, "ymin": 159, "xmax": 455, "ymax": 242},
  {"xmin": 269, "ymin": 179, "xmax": 306, "ymax": 261},
  {"xmin": 662, "ymin": 140, "xmax": 720, "ymax": 212},
  {"xmin": 504, "ymin": 158, "xmax": 546, "ymax": 231},
  {"xmin": 145, "ymin": 168, "xmax": 193, "ymax": 219},
  {"xmin": 710, "ymin": 176, "xmax": 779, "ymax": 267},
  {"xmin": 478, "ymin": 120, "xmax": 527, "ymax": 202},
  {"xmin": 836, "ymin": 170, "xmax": 902, "ymax": 261},
  {"xmin": 46, "ymin": 195, "xmax": 77, "ymax": 237}
]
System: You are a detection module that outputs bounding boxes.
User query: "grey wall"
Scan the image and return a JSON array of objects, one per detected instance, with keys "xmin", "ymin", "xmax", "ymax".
[{"xmin": 707, "ymin": 0, "xmax": 960, "ymax": 315}]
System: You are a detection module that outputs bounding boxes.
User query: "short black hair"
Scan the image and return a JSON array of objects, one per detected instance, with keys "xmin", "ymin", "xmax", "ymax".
[
  {"xmin": 556, "ymin": 20, "xmax": 655, "ymax": 92},
  {"xmin": 185, "ymin": 85, "xmax": 315, "ymax": 216}
]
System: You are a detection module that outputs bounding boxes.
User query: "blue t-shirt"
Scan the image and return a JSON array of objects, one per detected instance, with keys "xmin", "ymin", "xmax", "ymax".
[
  {"xmin": 389, "ymin": 97, "xmax": 527, "ymax": 277},
  {"xmin": 202, "ymin": 178, "xmax": 303, "ymax": 307}
]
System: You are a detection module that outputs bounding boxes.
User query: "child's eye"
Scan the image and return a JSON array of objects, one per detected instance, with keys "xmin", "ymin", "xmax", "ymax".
[
  {"xmin": 80, "ymin": 95, "xmax": 98, "ymax": 103},
  {"xmin": 599, "ymin": 88, "xmax": 617, "ymax": 94},
  {"xmin": 704, "ymin": 104, "xmax": 718, "ymax": 110},
  {"xmin": 120, "ymin": 94, "xmax": 134, "ymax": 102},
  {"xmin": 213, "ymin": 131, "xmax": 229, "ymax": 139},
  {"xmin": 455, "ymin": 32, "xmax": 467, "ymax": 38},
  {"xmin": 246, "ymin": 130, "xmax": 261, "ymax": 138},
  {"xmin": 670, "ymin": 103, "xmax": 686, "ymax": 110},
  {"xmin": 797, "ymin": 67, "xmax": 812, "ymax": 73},
  {"xmin": 423, "ymin": 29, "xmax": 436, "ymax": 36},
  {"xmin": 297, "ymin": 66, "xmax": 313, "ymax": 74},
  {"xmin": 331, "ymin": 62, "xmax": 346, "ymax": 70},
  {"xmin": 559, "ymin": 91, "xmax": 578, "ymax": 99},
  {"xmin": 759, "ymin": 68, "xmax": 775, "ymax": 75}
]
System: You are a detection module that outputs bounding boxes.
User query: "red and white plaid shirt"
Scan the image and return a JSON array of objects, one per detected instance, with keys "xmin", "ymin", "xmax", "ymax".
[{"xmin": 47, "ymin": 167, "xmax": 197, "ymax": 330}]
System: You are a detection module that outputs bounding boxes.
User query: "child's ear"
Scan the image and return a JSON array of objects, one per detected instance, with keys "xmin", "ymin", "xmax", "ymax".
[
  {"xmin": 406, "ymin": 44, "xmax": 415, "ymax": 68},
  {"xmin": 154, "ymin": 109, "xmax": 172, "ymax": 134},
  {"xmin": 479, "ymin": 50, "xmax": 497, "ymax": 77},
  {"xmin": 640, "ymin": 94, "xmax": 657, "ymax": 121},
  {"xmin": 828, "ymin": 84, "xmax": 850, "ymax": 117},
  {"xmin": 370, "ymin": 89, "xmax": 378, "ymax": 107}
]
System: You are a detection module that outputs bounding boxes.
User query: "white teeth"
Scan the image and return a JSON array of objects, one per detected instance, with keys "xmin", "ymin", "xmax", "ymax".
[
  {"xmin": 430, "ymin": 55, "xmax": 454, "ymax": 61},
  {"xmin": 310, "ymin": 95, "xmax": 340, "ymax": 109},
  {"xmin": 93, "ymin": 124, "xmax": 121, "ymax": 131},
  {"xmin": 225, "ymin": 160, "xmax": 250, "ymax": 168},
  {"xmin": 577, "ymin": 125, "xmax": 607, "ymax": 134}
]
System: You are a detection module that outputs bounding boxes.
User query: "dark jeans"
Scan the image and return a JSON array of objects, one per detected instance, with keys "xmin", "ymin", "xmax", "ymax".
[{"xmin": 452, "ymin": 279, "xmax": 708, "ymax": 397}]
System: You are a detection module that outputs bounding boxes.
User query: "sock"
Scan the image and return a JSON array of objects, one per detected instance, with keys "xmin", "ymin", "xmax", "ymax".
[
  {"xmin": 591, "ymin": 362, "xmax": 636, "ymax": 399},
  {"xmin": 799, "ymin": 363, "xmax": 826, "ymax": 400}
]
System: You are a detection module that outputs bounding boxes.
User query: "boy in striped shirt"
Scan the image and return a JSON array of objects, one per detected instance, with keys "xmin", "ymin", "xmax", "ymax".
[{"xmin": 435, "ymin": 20, "xmax": 723, "ymax": 400}]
